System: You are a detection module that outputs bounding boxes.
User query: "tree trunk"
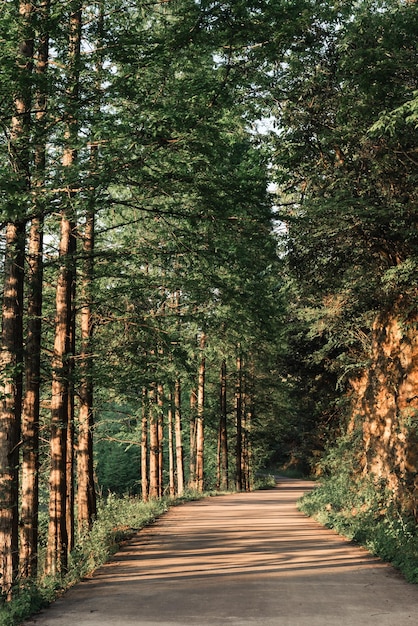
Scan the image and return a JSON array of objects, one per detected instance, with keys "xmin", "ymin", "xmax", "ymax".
[
  {"xmin": 66, "ymin": 255, "xmax": 76, "ymax": 554},
  {"xmin": 196, "ymin": 333, "xmax": 206, "ymax": 492},
  {"xmin": 1, "ymin": 2, "xmax": 33, "ymax": 595},
  {"xmin": 77, "ymin": 0, "xmax": 102, "ymax": 528},
  {"xmin": 168, "ymin": 392, "xmax": 175, "ymax": 496},
  {"xmin": 77, "ymin": 174, "xmax": 97, "ymax": 532},
  {"xmin": 141, "ymin": 387, "xmax": 149, "ymax": 501},
  {"xmin": 20, "ymin": 0, "xmax": 49, "ymax": 575},
  {"xmin": 157, "ymin": 383, "xmax": 164, "ymax": 497},
  {"xmin": 66, "ymin": 387, "xmax": 75, "ymax": 554},
  {"xmin": 189, "ymin": 388, "xmax": 197, "ymax": 489},
  {"xmin": 174, "ymin": 378, "xmax": 184, "ymax": 496},
  {"xmin": 46, "ymin": 216, "xmax": 73, "ymax": 576},
  {"xmin": 235, "ymin": 350, "xmax": 243, "ymax": 492},
  {"xmin": 241, "ymin": 384, "xmax": 251, "ymax": 492},
  {"xmin": 46, "ymin": 2, "xmax": 81, "ymax": 575},
  {"xmin": 20, "ymin": 217, "xmax": 42, "ymax": 579},
  {"xmin": 149, "ymin": 385, "xmax": 159, "ymax": 499},
  {"xmin": 0, "ymin": 224, "xmax": 25, "ymax": 597},
  {"xmin": 217, "ymin": 359, "xmax": 229, "ymax": 491}
]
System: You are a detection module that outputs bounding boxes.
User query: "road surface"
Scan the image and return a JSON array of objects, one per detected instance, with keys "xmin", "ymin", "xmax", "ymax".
[{"xmin": 24, "ymin": 479, "xmax": 418, "ymax": 625}]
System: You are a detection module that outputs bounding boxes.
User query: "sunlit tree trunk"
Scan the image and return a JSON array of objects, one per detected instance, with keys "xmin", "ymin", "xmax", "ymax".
[
  {"xmin": 141, "ymin": 387, "xmax": 149, "ymax": 501},
  {"xmin": 196, "ymin": 333, "xmax": 206, "ymax": 492},
  {"xmin": 189, "ymin": 387, "xmax": 197, "ymax": 489},
  {"xmin": 167, "ymin": 391, "xmax": 175, "ymax": 496},
  {"xmin": 66, "ymin": 277, "xmax": 76, "ymax": 553},
  {"xmin": 20, "ymin": 0, "xmax": 49, "ymax": 578},
  {"xmin": 157, "ymin": 383, "xmax": 164, "ymax": 497},
  {"xmin": 243, "ymin": 394, "xmax": 253, "ymax": 491},
  {"xmin": 77, "ymin": 158, "xmax": 97, "ymax": 532},
  {"xmin": 174, "ymin": 378, "xmax": 184, "ymax": 495},
  {"xmin": 149, "ymin": 384, "xmax": 159, "ymax": 498},
  {"xmin": 20, "ymin": 216, "xmax": 43, "ymax": 579},
  {"xmin": 46, "ymin": 2, "xmax": 81, "ymax": 576},
  {"xmin": 235, "ymin": 349, "xmax": 243, "ymax": 492},
  {"xmin": 217, "ymin": 359, "xmax": 229, "ymax": 491},
  {"xmin": 0, "ymin": 224, "xmax": 25, "ymax": 597},
  {"xmin": 77, "ymin": 1, "xmax": 103, "ymax": 530},
  {"xmin": 0, "ymin": 1, "xmax": 33, "ymax": 596},
  {"xmin": 46, "ymin": 216, "xmax": 72, "ymax": 576}
]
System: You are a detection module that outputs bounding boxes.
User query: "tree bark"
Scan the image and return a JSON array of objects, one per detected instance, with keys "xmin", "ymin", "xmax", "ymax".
[
  {"xmin": 217, "ymin": 359, "xmax": 229, "ymax": 491},
  {"xmin": 46, "ymin": 2, "xmax": 81, "ymax": 575},
  {"xmin": 66, "ymin": 254, "xmax": 76, "ymax": 554},
  {"xmin": 46, "ymin": 216, "xmax": 73, "ymax": 576},
  {"xmin": 1, "ymin": 1, "xmax": 33, "ymax": 595},
  {"xmin": 235, "ymin": 350, "xmax": 243, "ymax": 492},
  {"xmin": 141, "ymin": 387, "xmax": 149, "ymax": 501},
  {"xmin": 157, "ymin": 384, "xmax": 164, "ymax": 497},
  {"xmin": 196, "ymin": 333, "xmax": 206, "ymax": 492},
  {"xmin": 77, "ymin": 0, "xmax": 103, "ymax": 530},
  {"xmin": 168, "ymin": 391, "xmax": 175, "ymax": 496},
  {"xmin": 77, "ymin": 172, "xmax": 97, "ymax": 532},
  {"xmin": 189, "ymin": 387, "xmax": 197, "ymax": 489},
  {"xmin": 20, "ymin": 216, "xmax": 42, "ymax": 579},
  {"xmin": 20, "ymin": 0, "xmax": 49, "ymax": 576},
  {"xmin": 349, "ymin": 308, "xmax": 418, "ymax": 517},
  {"xmin": 0, "ymin": 224, "xmax": 25, "ymax": 597},
  {"xmin": 149, "ymin": 384, "xmax": 159, "ymax": 499},
  {"xmin": 174, "ymin": 378, "xmax": 184, "ymax": 495}
]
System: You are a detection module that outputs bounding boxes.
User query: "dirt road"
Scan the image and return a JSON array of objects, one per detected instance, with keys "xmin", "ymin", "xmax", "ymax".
[{"xmin": 25, "ymin": 479, "xmax": 417, "ymax": 625}]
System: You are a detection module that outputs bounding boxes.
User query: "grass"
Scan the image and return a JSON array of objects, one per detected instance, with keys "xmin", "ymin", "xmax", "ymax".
[
  {"xmin": 0, "ymin": 490, "xmax": 207, "ymax": 626},
  {"xmin": 298, "ymin": 473, "xmax": 418, "ymax": 584}
]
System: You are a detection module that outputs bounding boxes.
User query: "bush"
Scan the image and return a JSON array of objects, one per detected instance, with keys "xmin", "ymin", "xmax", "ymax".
[
  {"xmin": 299, "ymin": 473, "xmax": 418, "ymax": 583},
  {"xmin": 0, "ymin": 491, "xmax": 206, "ymax": 626}
]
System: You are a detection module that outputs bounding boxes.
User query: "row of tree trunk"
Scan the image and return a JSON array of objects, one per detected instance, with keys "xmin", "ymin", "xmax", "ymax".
[
  {"xmin": 0, "ymin": 1, "xmax": 257, "ymax": 600},
  {"xmin": 0, "ymin": 0, "xmax": 96, "ymax": 597},
  {"xmin": 140, "ymin": 347, "xmax": 253, "ymax": 501}
]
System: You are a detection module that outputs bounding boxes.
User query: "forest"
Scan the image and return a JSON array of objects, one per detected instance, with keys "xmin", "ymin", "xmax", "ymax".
[{"xmin": 0, "ymin": 0, "xmax": 417, "ymax": 612}]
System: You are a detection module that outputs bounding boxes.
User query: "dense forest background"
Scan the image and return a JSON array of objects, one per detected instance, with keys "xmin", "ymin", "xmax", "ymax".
[{"xmin": 1, "ymin": 0, "xmax": 417, "ymax": 604}]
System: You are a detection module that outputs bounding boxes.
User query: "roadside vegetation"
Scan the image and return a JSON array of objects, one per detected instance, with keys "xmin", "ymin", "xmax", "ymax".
[
  {"xmin": 298, "ymin": 438, "xmax": 418, "ymax": 584},
  {"xmin": 0, "ymin": 491, "xmax": 208, "ymax": 626}
]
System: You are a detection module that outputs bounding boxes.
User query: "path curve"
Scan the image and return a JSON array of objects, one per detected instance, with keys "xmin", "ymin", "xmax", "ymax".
[{"xmin": 25, "ymin": 479, "xmax": 417, "ymax": 625}]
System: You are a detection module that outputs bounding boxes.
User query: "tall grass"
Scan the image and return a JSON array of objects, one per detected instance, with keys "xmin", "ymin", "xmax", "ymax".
[
  {"xmin": 0, "ymin": 490, "xmax": 205, "ymax": 626},
  {"xmin": 299, "ymin": 473, "xmax": 418, "ymax": 584}
]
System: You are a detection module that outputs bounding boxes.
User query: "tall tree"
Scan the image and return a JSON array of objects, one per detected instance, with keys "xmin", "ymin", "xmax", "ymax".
[
  {"xmin": 77, "ymin": 0, "xmax": 104, "ymax": 527},
  {"xmin": 0, "ymin": 1, "xmax": 33, "ymax": 596},
  {"xmin": 195, "ymin": 332, "xmax": 206, "ymax": 492},
  {"xmin": 235, "ymin": 349, "xmax": 243, "ymax": 492},
  {"xmin": 217, "ymin": 359, "xmax": 229, "ymax": 490},
  {"xmin": 20, "ymin": 0, "xmax": 50, "ymax": 577},
  {"xmin": 174, "ymin": 378, "xmax": 184, "ymax": 495},
  {"xmin": 148, "ymin": 384, "xmax": 160, "ymax": 499},
  {"xmin": 271, "ymin": 0, "xmax": 418, "ymax": 497},
  {"xmin": 46, "ymin": 1, "xmax": 81, "ymax": 576}
]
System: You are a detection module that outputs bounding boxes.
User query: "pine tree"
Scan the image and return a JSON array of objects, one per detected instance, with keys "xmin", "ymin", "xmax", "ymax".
[{"xmin": 0, "ymin": 1, "xmax": 33, "ymax": 596}]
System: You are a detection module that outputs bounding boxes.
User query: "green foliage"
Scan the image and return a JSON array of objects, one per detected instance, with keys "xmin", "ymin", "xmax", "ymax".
[
  {"xmin": 299, "ymin": 437, "xmax": 418, "ymax": 584},
  {"xmin": 253, "ymin": 474, "xmax": 277, "ymax": 490},
  {"xmin": 267, "ymin": 0, "xmax": 418, "ymax": 478},
  {"xmin": 0, "ymin": 491, "xmax": 207, "ymax": 625},
  {"xmin": 96, "ymin": 440, "xmax": 141, "ymax": 496}
]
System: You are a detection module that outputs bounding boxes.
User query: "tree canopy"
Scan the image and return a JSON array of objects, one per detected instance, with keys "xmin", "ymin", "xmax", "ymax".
[{"xmin": 0, "ymin": 0, "xmax": 417, "ymax": 600}]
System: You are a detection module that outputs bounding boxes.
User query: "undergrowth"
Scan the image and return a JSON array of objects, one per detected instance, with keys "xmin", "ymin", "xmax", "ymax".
[
  {"xmin": 0, "ymin": 490, "xmax": 206, "ymax": 626},
  {"xmin": 298, "ymin": 471, "xmax": 418, "ymax": 584}
]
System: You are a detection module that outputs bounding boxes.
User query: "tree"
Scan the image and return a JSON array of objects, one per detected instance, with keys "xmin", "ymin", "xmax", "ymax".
[
  {"xmin": 0, "ymin": 0, "xmax": 33, "ymax": 596},
  {"xmin": 20, "ymin": 0, "xmax": 50, "ymax": 578},
  {"xmin": 217, "ymin": 359, "xmax": 228, "ymax": 490},
  {"xmin": 46, "ymin": 1, "xmax": 81, "ymax": 576},
  {"xmin": 270, "ymin": 0, "xmax": 418, "ymax": 501}
]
